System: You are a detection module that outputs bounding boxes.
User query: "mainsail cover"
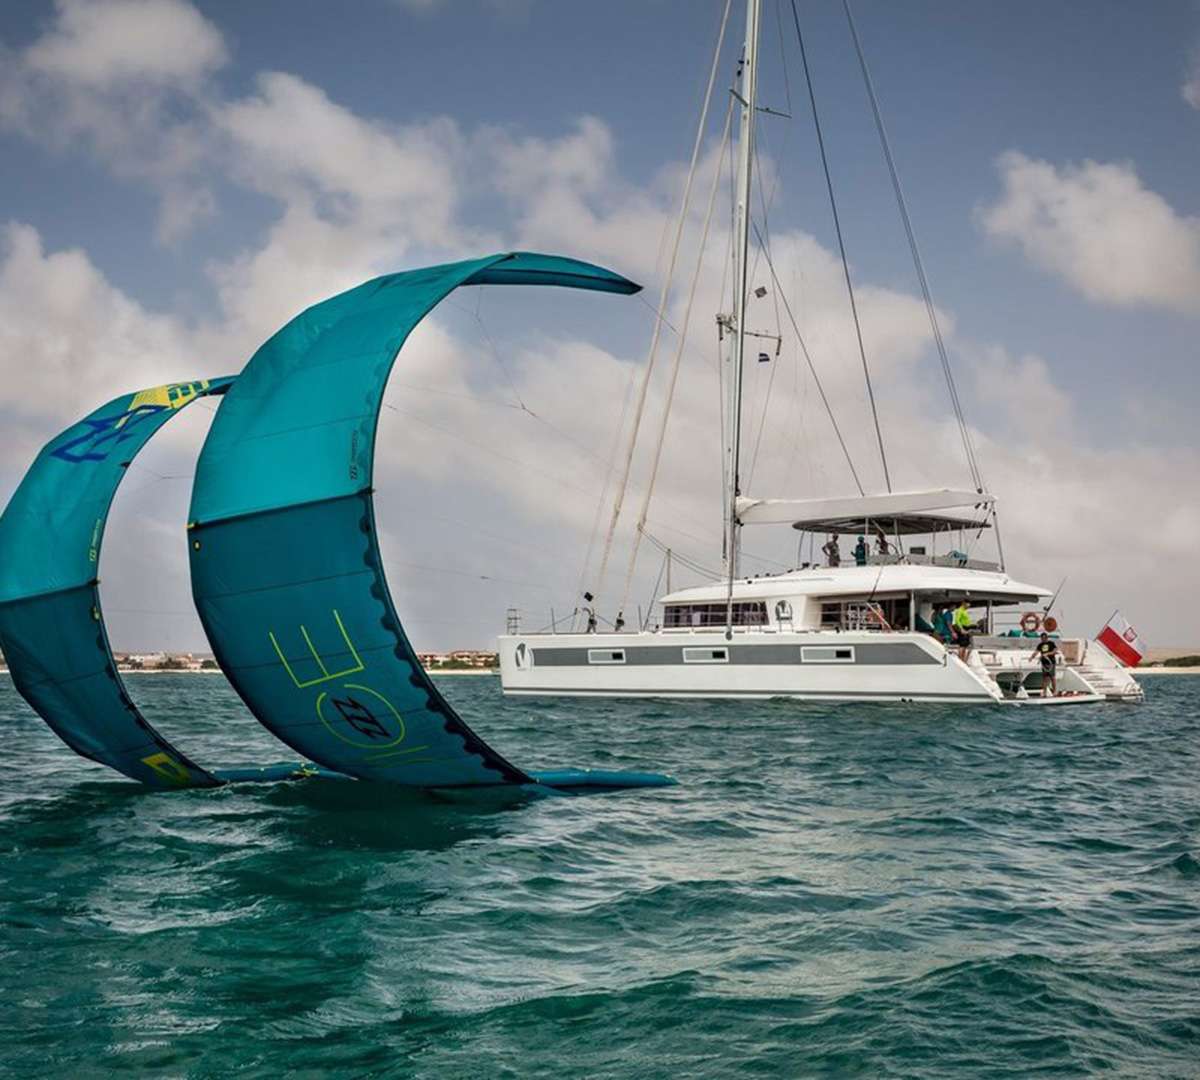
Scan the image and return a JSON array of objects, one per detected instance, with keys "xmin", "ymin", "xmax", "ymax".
[
  {"xmin": 0, "ymin": 379, "xmax": 277, "ymax": 789},
  {"xmin": 188, "ymin": 253, "xmax": 653, "ymax": 787}
]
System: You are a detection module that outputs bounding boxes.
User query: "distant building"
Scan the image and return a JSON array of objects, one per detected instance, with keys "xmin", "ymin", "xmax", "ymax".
[{"xmin": 417, "ymin": 650, "xmax": 498, "ymax": 670}]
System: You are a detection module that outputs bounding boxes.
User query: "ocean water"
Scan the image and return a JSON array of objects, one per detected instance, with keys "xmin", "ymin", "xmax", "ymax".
[{"xmin": 1, "ymin": 673, "xmax": 1197, "ymax": 1078}]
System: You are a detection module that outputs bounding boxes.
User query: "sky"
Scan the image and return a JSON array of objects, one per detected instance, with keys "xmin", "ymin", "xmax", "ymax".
[{"xmin": 0, "ymin": 0, "xmax": 1198, "ymax": 654}]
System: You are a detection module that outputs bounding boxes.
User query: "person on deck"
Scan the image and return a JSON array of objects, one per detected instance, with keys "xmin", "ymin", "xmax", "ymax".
[
  {"xmin": 875, "ymin": 531, "xmax": 892, "ymax": 556},
  {"xmin": 952, "ymin": 600, "xmax": 974, "ymax": 660},
  {"xmin": 822, "ymin": 535, "xmax": 841, "ymax": 568},
  {"xmin": 853, "ymin": 535, "xmax": 868, "ymax": 566},
  {"xmin": 1031, "ymin": 632, "xmax": 1058, "ymax": 697}
]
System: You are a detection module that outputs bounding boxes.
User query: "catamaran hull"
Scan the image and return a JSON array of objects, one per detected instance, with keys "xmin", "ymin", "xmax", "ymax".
[{"xmin": 498, "ymin": 630, "xmax": 1005, "ymax": 703}]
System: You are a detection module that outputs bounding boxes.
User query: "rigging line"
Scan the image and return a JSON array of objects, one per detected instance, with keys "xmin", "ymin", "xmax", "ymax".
[
  {"xmin": 773, "ymin": 0, "xmax": 794, "ymax": 117},
  {"xmin": 634, "ymin": 295, "xmax": 681, "ymax": 337},
  {"xmin": 592, "ymin": 0, "xmax": 734, "ymax": 605},
  {"xmin": 842, "ymin": 0, "xmax": 984, "ymax": 492},
  {"xmin": 642, "ymin": 516, "xmax": 785, "ymax": 575},
  {"xmin": 443, "ymin": 292, "xmax": 529, "ymax": 411},
  {"xmin": 639, "ymin": 529, "xmax": 723, "ymax": 580},
  {"xmin": 388, "ymin": 560, "xmax": 561, "ymax": 592},
  {"xmin": 746, "ymin": 141, "xmax": 786, "ymax": 491},
  {"xmin": 640, "ymin": 521, "xmax": 719, "ymax": 562},
  {"xmin": 387, "ymin": 380, "xmax": 526, "ymax": 411},
  {"xmin": 122, "ymin": 460, "xmax": 168, "ymax": 480},
  {"xmin": 576, "ymin": 357, "xmax": 640, "ymax": 614},
  {"xmin": 419, "ymin": 511, "xmax": 569, "ymax": 562},
  {"xmin": 380, "ymin": 403, "xmax": 603, "ymax": 499},
  {"xmin": 790, "ymin": 0, "xmax": 892, "ymax": 493},
  {"xmin": 743, "ymin": 124, "xmax": 783, "ymax": 324},
  {"xmin": 618, "ymin": 96, "xmax": 734, "ymax": 616},
  {"xmin": 391, "ymin": 366, "xmax": 625, "ymax": 477},
  {"xmin": 640, "ymin": 552, "xmax": 668, "ymax": 630},
  {"xmin": 424, "ymin": 299, "xmax": 654, "ymax": 474},
  {"xmin": 752, "ymin": 219, "xmax": 865, "ymax": 495},
  {"xmin": 382, "ymin": 400, "xmax": 731, "ymax": 544}
]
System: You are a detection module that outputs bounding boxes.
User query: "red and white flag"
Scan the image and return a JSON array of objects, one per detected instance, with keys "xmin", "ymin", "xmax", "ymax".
[{"xmin": 1096, "ymin": 611, "xmax": 1146, "ymax": 667}]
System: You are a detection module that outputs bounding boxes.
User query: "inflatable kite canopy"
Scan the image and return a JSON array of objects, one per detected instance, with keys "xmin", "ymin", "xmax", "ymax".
[
  {"xmin": 0, "ymin": 379, "xmax": 321, "ymax": 787},
  {"xmin": 0, "ymin": 252, "xmax": 675, "ymax": 794},
  {"xmin": 188, "ymin": 252, "xmax": 669, "ymax": 789}
]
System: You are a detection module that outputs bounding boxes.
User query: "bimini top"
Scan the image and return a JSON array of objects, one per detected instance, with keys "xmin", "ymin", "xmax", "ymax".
[
  {"xmin": 736, "ymin": 489, "xmax": 995, "ymax": 534},
  {"xmin": 0, "ymin": 379, "xmax": 322, "ymax": 788},
  {"xmin": 187, "ymin": 252, "xmax": 670, "ymax": 791},
  {"xmin": 659, "ymin": 563, "xmax": 1051, "ymax": 607}
]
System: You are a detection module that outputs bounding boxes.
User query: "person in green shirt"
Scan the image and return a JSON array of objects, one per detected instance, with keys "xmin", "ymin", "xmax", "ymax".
[
  {"xmin": 952, "ymin": 600, "xmax": 974, "ymax": 660},
  {"xmin": 1031, "ymin": 632, "xmax": 1058, "ymax": 697},
  {"xmin": 853, "ymin": 535, "xmax": 868, "ymax": 566}
]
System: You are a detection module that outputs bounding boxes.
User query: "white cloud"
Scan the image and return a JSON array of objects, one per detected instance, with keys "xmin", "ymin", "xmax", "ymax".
[
  {"xmin": 0, "ymin": 221, "xmax": 200, "ymax": 426},
  {"xmin": 0, "ymin": 0, "xmax": 227, "ymax": 244},
  {"xmin": 24, "ymin": 0, "xmax": 227, "ymax": 88},
  {"xmin": 978, "ymin": 151, "xmax": 1200, "ymax": 314},
  {"xmin": 218, "ymin": 73, "xmax": 464, "ymax": 233}
]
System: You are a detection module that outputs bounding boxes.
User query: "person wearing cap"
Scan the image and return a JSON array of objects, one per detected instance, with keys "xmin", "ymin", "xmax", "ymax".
[
  {"xmin": 853, "ymin": 535, "xmax": 868, "ymax": 566},
  {"xmin": 1031, "ymin": 631, "xmax": 1058, "ymax": 697}
]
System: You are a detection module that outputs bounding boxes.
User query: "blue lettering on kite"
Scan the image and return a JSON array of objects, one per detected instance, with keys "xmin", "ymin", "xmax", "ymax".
[{"xmin": 51, "ymin": 405, "xmax": 167, "ymax": 464}]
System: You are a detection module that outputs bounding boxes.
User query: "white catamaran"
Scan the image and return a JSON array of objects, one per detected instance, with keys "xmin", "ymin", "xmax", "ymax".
[{"xmin": 498, "ymin": 0, "xmax": 1142, "ymax": 705}]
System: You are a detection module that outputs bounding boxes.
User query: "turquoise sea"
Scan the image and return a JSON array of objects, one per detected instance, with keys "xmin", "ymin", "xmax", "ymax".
[{"xmin": 1, "ymin": 672, "xmax": 1197, "ymax": 1077}]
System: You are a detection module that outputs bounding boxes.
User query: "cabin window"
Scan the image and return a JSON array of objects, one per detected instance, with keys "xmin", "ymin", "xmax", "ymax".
[
  {"xmin": 587, "ymin": 648, "xmax": 625, "ymax": 665},
  {"xmin": 819, "ymin": 597, "xmax": 909, "ymax": 631},
  {"xmin": 801, "ymin": 645, "xmax": 856, "ymax": 663},
  {"xmin": 683, "ymin": 646, "xmax": 728, "ymax": 664},
  {"xmin": 514, "ymin": 642, "xmax": 530, "ymax": 670},
  {"xmin": 662, "ymin": 602, "xmax": 767, "ymax": 628},
  {"xmin": 775, "ymin": 600, "xmax": 792, "ymax": 622}
]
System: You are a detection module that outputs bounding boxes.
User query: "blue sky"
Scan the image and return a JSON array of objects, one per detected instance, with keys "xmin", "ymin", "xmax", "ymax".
[{"xmin": 1, "ymin": 0, "xmax": 1198, "ymax": 650}]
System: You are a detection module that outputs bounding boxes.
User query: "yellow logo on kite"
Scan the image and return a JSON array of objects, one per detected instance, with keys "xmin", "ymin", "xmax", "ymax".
[
  {"xmin": 128, "ymin": 380, "xmax": 211, "ymax": 412},
  {"xmin": 141, "ymin": 751, "xmax": 192, "ymax": 786}
]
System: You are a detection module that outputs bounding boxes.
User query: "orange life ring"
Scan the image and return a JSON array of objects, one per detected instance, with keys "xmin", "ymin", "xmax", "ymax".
[
  {"xmin": 1043, "ymin": 615, "xmax": 1058, "ymax": 633},
  {"xmin": 1020, "ymin": 611, "xmax": 1042, "ymax": 633}
]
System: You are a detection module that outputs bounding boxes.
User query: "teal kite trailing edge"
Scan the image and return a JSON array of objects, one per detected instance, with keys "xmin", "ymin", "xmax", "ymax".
[
  {"xmin": 188, "ymin": 252, "xmax": 673, "ymax": 790},
  {"xmin": 0, "ymin": 378, "xmax": 324, "ymax": 788}
]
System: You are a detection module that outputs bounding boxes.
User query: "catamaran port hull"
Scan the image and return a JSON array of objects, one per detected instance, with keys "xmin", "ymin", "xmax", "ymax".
[
  {"xmin": 499, "ymin": 630, "xmax": 1004, "ymax": 702},
  {"xmin": 498, "ymin": 629, "xmax": 1142, "ymax": 704}
]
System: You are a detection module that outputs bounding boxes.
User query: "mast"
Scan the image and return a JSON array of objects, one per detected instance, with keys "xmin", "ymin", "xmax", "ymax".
[{"xmin": 724, "ymin": 0, "xmax": 761, "ymax": 637}]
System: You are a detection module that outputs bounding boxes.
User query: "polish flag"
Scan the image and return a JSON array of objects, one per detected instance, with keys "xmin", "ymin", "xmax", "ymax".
[{"xmin": 1096, "ymin": 611, "xmax": 1146, "ymax": 667}]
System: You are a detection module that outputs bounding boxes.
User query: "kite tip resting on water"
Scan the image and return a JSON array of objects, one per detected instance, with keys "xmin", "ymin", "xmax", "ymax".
[{"xmin": 0, "ymin": 252, "xmax": 675, "ymax": 796}]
